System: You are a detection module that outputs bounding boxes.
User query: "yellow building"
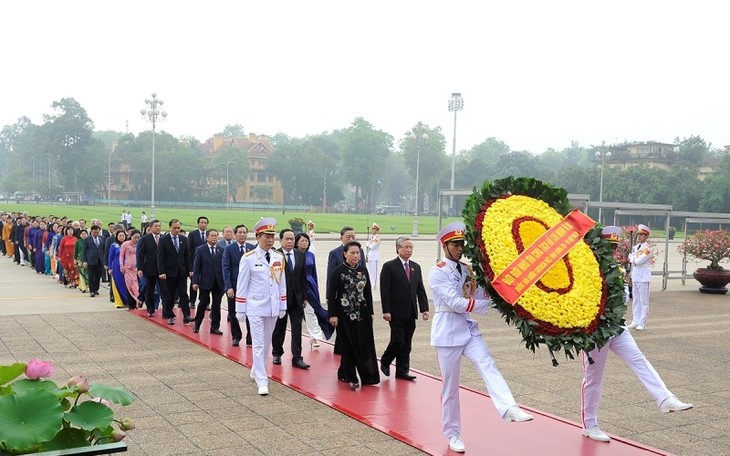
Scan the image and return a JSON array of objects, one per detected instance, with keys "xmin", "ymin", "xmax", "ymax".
[{"xmin": 199, "ymin": 133, "xmax": 284, "ymax": 203}]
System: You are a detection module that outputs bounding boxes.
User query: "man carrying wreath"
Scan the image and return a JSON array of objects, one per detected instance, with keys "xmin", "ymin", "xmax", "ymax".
[{"xmin": 428, "ymin": 221, "xmax": 533, "ymax": 453}]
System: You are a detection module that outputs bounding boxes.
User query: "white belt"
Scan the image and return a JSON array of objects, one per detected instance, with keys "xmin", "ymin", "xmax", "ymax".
[{"xmin": 434, "ymin": 305, "xmax": 456, "ymax": 313}]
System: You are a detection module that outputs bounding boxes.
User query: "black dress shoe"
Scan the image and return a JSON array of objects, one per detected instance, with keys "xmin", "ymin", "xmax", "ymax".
[
  {"xmin": 167, "ymin": 318, "xmax": 175, "ymax": 325},
  {"xmin": 395, "ymin": 373, "xmax": 416, "ymax": 381},
  {"xmin": 147, "ymin": 312, "xmax": 154, "ymax": 317},
  {"xmin": 183, "ymin": 316, "xmax": 194, "ymax": 324},
  {"xmin": 380, "ymin": 363, "xmax": 390, "ymax": 377},
  {"xmin": 292, "ymin": 359, "xmax": 310, "ymax": 369},
  {"xmin": 245, "ymin": 336, "xmax": 252, "ymax": 346},
  {"xmin": 210, "ymin": 328, "xmax": 223, "ymax": 335},
  {"xmin": 192, "ymin": 325, "xmax": 200, "ymax": 333},
  {"xmin": 272, "ymin": 355, "xmax": 282, "ymax": 365},
  {"xmin": 232, "ymin": 339, "xmax": 240, "ymax": 347}
]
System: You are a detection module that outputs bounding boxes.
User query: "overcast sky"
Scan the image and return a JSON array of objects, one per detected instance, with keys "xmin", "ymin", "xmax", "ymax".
[{"xmin": 2, "ymin": 1, "xmax": 727, "ymax": 154}]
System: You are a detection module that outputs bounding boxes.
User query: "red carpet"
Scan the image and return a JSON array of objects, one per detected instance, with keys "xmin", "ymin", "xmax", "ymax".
[{"xmin": 135, "ymin": 308, "xmax": 672, "ymax": 456}]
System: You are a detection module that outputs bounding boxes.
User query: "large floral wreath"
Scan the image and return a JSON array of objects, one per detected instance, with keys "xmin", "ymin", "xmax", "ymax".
[{"xmin": 462, "ymin": 176, "xmax": 626, "ymax": 360}]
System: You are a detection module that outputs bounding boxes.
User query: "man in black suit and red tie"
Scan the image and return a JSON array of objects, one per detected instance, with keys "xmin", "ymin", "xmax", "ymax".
[
  {"xmin": 222, "ymin": 224, "xmax": 256, "ymax": 346},
  {"xmin": 187, "ymin": 216, "xmax": 209, "ymax": 309},
  {"xmin": 136, "ymin": 219, "xmax": 163, "ymax": 317},
  {"xmin": 192, "ymin": 229, "xmax": 225, "ymax": 335},
  {"xmin": 157, "ymin": 219, "xmax": 194, "ymax": 325},
  {"xmin": 272, "ymin": 228, "xmax": 310, "ymax": 369},
  {"xmin": 379, "ymin": 236, "xmax": 430, "ymax": 381},
  {"xmin": 82, "ymin": 225, "xmax": 106, "ymax": 297}
]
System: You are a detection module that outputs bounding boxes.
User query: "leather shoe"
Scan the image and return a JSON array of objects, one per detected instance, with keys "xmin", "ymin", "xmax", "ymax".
[
  {"xmin": 232, "ymin": 339, "xmax": 240, "ymax": 347},
  {"xmin": 245, "ymin": 336, "xmax": 252, "ymax": 346},
  {"xmin": 210, "ymin": 328, "xmax": 223, "ymax": 335},
  {"xmin": 183, "ymin": 316, "xmax": 194, "ymax": 324},
  {"xmin": 272, "ymin": 355, "xmax": 282, "ymax": 365},
  {"xmin": 192, "ymin": 325, "xmax": 200, "ymax": 333},
  {"xmin": 257, "ymin": 385, "xmax": 269, "ymax": 396},
  {"xmin": 146, "ymin": 312, "xmax": 154, "ymax": 317},
  {"xmin": 582, "ymin": 426, "xmax": 610, "ymax": 442},
  {"xmin": 167, "ymin": 318, "xmax": 174, "ymax": 325},
  {"xmin": 503, "ymin": 405, "xmax": 534, "ymax": 422},
  {"xmin": 448, "ymin": 435, "xmax": 466, "ymax": 453},
  {"xmin": 660, "ymin": 395, "xmax": 693, "ymax": 413},
  {"xmin": 380, "ymin": 363, "xmax": 390, "ymax": 377},
  {"xmin": 292, "ymin": 359, "xmax": 310, "ymax": 369},
  {"xmin": 395, "ymin": 373, "xmax": 416, "ymax": 381}
]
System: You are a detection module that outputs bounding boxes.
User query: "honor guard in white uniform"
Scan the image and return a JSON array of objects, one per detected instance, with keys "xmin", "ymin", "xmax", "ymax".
[
  {"xmin": 366, "ymin": 223, "xmax": 381, "ymax": 289},
  {"xmin": 235, "ymin": 218, "xmax": 287, "ymax": 396},
  {"xmin": 581, "ymin": 226, "xmax": 692, "ymax": 442},
  {"xmin": 306, "ymin": 220, "xmax": 316, "ymax": 254},
  {"xmin": 628, "ymin": 224, "xmax": 654, "ymax": 330},
  {"xmin": 428, "ymin": 221, "xmax": 533, "ymax": 453}
]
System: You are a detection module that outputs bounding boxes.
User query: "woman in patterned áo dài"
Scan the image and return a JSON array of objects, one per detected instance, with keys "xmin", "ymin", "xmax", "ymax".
[{"xmin": 327, "ymin": 241, "xmax": 379, "ymax": 390}]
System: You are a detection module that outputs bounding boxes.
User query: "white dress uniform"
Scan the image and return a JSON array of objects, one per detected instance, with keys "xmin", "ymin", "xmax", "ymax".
[
  {"xmin": 628, "ymin": 224, "xmax": 653, "ymax": 329},
  {"xmin": 429, "ymin": 222, "xmax": 529, "ymax": 443},
  {"xmin": 307, "ymin": 221, "xmax": 316, "ymax": 254},
  {"xmin": 366, "ymin": 226, "xmax": 381, "ymax": 289},
  {"xmin": 581, "ymin": 226, "xmax": 690, "ymax": 442},
  {"xmin": 236, "ymin": 245, "xmax": 286, "ymax": 388}
]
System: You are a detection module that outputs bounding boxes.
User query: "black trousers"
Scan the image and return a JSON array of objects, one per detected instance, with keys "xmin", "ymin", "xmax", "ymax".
[
  {"xmin": 189, "ymin": 281, "xmax": 198, "ymax": 306},
  {"xmin": 162, "ymin": 275, "xmax": 190, "ymax": 319},
  {"xmin": 380, "ymin": 319, "xmax": 417, "ymax": 375},
  {"xmin": 143, "ymin": 275, "xmax": 164, "ymax": 313},
  {"xmin": 194, "ymin": 283, "xmax": 223, "ymax": 330},
  {"xmin": 87, "ymin": 264, "xmax": 103, "ymax": 293},
  {"xmin": 272, "ymin": 308, "xmax": 304, "ymax": 361}
]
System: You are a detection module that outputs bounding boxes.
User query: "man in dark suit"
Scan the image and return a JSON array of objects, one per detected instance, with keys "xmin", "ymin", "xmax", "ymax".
[
  {"xmin": 379, "ymin": 236, "xmax": 430, "ymax": 381},
  {"xmin": 326, "ymin": 226, "xmax": 366, "ymax": 363},
  {"xmin": 186, "ymin": 216, "xmax": 209, "ymax": 309},
  {"xmin": 222, "ymin": 224, "xmax": 256, "ymax": 346},
  {"xmin": 82, "ymin": 225, "xmax": 106, "ymax": 297},
  {"xmin": 192, "ymin": 229, "xmax": 225, "ymax": 335},
  {"xmin": 136, "ymin": 219, "xmax": 163, "ymax": 317},
  {"xmin": 157, "ymin": 218, "xmax": 194, "ymax": 325},
  {"xmin": 272, "ymin": 228, "xmax": 310, "ymax": 369}
]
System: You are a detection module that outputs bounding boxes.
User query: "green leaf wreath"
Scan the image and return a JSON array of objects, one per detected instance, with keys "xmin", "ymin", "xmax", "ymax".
[{"xmin": 462, "ymin": 176, "xmax": 626, "ymax": 361}]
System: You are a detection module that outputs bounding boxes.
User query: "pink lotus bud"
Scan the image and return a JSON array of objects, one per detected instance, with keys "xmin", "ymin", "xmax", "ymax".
[
  {"xmin": 110, "ymin": 430, "xmax": 127, "ymax": 442},
  {"xmin": 66, "ymin": 375, "xmax": 83, "ymax": 388},
  {"xmin": 25, "ymin": 359, "xmax": 55, "ymax": 380},
  {"xmin": 75, "ymin": 377, "xmax": 89, "ymax": 393},
  {"xmin": 91, "ymin": 396, "xmax": 111, "ymax": 407},
  {"xmin": 120, "ymin": 418, "xmax": 135, "ymax": 431}
]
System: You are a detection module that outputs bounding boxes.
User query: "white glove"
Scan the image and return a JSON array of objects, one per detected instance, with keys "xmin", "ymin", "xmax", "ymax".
[
  {"xmin": 278, "ymin": 310, "xmax": 286, "ymax": 319},
  {"xmin": 235, "ymin": 312, "xmax": 246, "ymax": 322}
]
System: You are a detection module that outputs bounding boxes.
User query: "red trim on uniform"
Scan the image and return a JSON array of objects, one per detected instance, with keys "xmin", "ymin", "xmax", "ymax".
[
  {"xmin": 281, "ymin": 295, "xmax": 287, "ymax": 301},
  {"xmin": 235, "ymin": 297, "xmax": 246, "ymax": 303},
  {"xmin": 466, "ymin": 298, "xmax": 475, "ymax": 312},
  {"xmin": 440, "ymin": 229, "xmax": 465, "ymax": 244}
]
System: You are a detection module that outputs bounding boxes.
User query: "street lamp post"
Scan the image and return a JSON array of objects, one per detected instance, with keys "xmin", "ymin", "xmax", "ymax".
[
  {"xmin": 225, "ymin": 162, "xmax": 230, "ymax": 209},
  {"xmin": 407, "ymin": 123, "xmax": 428, "ymax": 236},
  {"xmin": 140, "ymin": 93, "xmax": 167, "ymax": 219},
  {"xmin": 595, "ymin": 147, "xmax": 612, "ymax": 224},
  {"xmin": 448, "ymin": 93, "xmax": 464, "ymax": 214}
]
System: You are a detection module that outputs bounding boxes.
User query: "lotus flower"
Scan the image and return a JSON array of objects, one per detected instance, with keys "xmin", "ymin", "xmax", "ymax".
[{"xmin": 24, "ymin": 358, "xmax": 55, "ymax": 380}]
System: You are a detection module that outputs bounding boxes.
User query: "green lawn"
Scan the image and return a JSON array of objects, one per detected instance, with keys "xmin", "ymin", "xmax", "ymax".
[{"xmin": 3, "ymin": 203, "xmax": 463, "ymax": 235}]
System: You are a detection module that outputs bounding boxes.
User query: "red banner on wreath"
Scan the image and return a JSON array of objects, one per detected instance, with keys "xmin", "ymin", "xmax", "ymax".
[{"xmin": 492, "ymin": 209, "xmax": 596, "ymax": 304}]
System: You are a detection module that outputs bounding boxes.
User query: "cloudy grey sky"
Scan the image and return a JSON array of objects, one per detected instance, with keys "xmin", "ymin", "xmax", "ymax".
[{"xmin": 2, "ymin": 1, "xmax": 727, "ymax": 154}]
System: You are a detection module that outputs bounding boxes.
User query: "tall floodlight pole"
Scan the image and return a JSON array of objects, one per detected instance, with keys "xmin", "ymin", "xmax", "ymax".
[
  {"xmin": 140, "ymin": 93, "xmax": 167, "ymax": 219},
  {"xmin": 448, "ymin": 93, "xmax": 464, "ymax": 214},
  {"xmin": 595, "ymin": 146, "xmax": 612, "ymax": 224},
  {"xmin": 407, "ymin": 123, "xmax": 428, "ymax": 236}
]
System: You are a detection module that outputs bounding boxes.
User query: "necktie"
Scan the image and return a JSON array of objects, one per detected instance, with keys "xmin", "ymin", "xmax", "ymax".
[
  {"xmin": 456, "ymin": 262, "xmax": 462, "ymax": 275},
  {"xmin": 174, "ymin": 237, "xmax": 179, "ymax": 252},
  {"xmin": 286, "ymin": 252, "xmax": 292, "ymax": 271},
  {"xmin": 240, "ymin": 245, "xmax": 244, "ymax": 254},
  {"xmin": 94, "ymin": 237, "xmax": 99, "ymax": 247},
  {"xmin": 265, "ymin": 251, "xmax": 270, "ymax": 263},
  {"xmin": 154, "ymin": 235, "xmax": 159, "ymax": 245},
  {"xmin": 404, "ymin": 262, "xmax": 411, "ymax": 282},
  {"xmin": 210, "ymin": 247, "xmax": 215, "ymax": 256}
]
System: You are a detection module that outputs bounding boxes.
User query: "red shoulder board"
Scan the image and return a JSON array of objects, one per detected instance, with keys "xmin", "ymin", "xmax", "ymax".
[{"xmin": 436, "ymin": 261, "xmax": 446, "ymax": 268}]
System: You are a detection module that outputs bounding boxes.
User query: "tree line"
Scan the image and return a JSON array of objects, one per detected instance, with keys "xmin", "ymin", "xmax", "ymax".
[{"xmin": 2, "ymin": 97, "xmax": 729, "ymax": 214}]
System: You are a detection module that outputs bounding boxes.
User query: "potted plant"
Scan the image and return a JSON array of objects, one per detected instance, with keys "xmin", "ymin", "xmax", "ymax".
[
  {"xmin": 287, "ymin": 216, "xmax": 306, "ymax": 234},
  {"xmin": 0, "ymin": 359, "xmax": 135, "ymax": 455},
  {"xmin": 668, "ymin": 226, "xmax": 676, "ymax": 240},
  {"xmin": 677, "ymin": 229, "xmax": 730, "ymax": 294}
]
